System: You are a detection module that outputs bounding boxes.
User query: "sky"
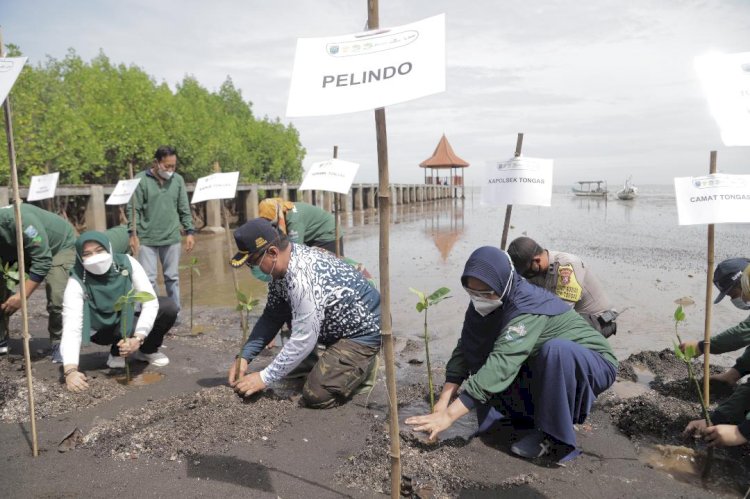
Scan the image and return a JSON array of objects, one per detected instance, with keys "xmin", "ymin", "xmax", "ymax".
[{"xmin": 2, "ymin": 0, "xmax": 749, "ymax": 186}]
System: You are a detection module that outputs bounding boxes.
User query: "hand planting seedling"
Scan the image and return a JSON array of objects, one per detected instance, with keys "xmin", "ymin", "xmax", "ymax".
[
  {"xmin": 114, "ymin": 289, "xmax": 156, "ymax": 383},
  {"xmin": 0, "ymin": 261, "xmax": 22, "ymax": 332},
  {"xmin": 410, "ymin": 287, "xmax": 450, "ymax": 412}
]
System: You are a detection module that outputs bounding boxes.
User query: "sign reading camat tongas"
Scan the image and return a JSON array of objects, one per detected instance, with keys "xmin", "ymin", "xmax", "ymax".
[{"xmin": 322, "ymin": 62, "xmax": 413, "ymax": 88}]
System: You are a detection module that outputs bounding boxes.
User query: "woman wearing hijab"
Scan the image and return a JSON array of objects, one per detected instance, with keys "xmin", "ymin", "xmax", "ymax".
[
  {"xmin": 405, "ymin": 246, "xmax": 617, "ymax": 462},
  {"xmin": 60, "ymin": 231, "xmax": 177, "ymax": 392}
]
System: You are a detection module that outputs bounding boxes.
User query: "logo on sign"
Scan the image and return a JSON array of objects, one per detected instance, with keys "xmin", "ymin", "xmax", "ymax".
[
  {"xmin": 328, "ymin": 45, "xmax": 339, "ymax": 55},
  {"xmin": 325, "ymin": 30, "xmax": 419, "ymax": 58},
  {"xmin": 693, "ymin": 176, "xmax": 746, "ymax": 189}
]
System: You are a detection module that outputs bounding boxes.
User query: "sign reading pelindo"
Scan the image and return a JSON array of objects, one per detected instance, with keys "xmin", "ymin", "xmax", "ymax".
[
  {"xmin": 674, "ymin": 173, "xmax": 750, "ymax": 225},
  {"xmin": 106, "ymin": 178, "xmax": 142, "ymax": 205},
  {"xmin": 481, "ymin": 157, "xmax": 554, "ymax": 207},
  {"xmin": 299, "ymin": 159, "xmax": 360, "ymax": 194},
  {"xmin": 695, "ymin": 52, "xmax": 750, "ymax": 146},
  {"xmin": 190, "ymin": 172, "xmax": 240, "ymax": 204},
  {"xmin": 286, "ymin": 14, "xmax": 445, "ymax": 117},
  {"xmin": 0, "ymin": 57, "xmax": 27, "ymax": 105},
  {"xmin": 27, "ymin": 172, "xmax": 60, "ymax": 202}
]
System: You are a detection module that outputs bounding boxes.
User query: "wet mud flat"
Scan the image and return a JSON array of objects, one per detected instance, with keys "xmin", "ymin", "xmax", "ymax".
[{"xmin": 605, "ymin": 349, "xmax": 750, "ymax": 495}]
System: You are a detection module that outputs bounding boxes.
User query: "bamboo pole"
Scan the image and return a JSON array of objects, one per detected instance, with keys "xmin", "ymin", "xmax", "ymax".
[
  {"xmin": 500, "ymin": 133, "xmax": 524, "ymax": 250},
  {"xmin": 333, "ymin": 145, "xmax": 340, "ymax": 257},
  {"xmin": 1, "ymin": 39, "xmax": 39, "ymax": 456},
  {"xmin": 703, "ymin": 151, "xmax": 717, "ymax": 406},
  {"xmin": 368, "ymin": 2, "xmax": 400, "ymax": 497}
]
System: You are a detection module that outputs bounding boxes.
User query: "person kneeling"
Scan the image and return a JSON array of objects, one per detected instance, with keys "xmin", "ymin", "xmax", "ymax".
[
  {"xmin": 406, "ymin": 247, "xmax": 618, "ymax": 463},
  {"xmin": 227, "ymin": 218, "xmax": 381, "ymax": 408},
  {"xmin": 61, "ymin": 231, "xmax": 176, "ymax": 392}
]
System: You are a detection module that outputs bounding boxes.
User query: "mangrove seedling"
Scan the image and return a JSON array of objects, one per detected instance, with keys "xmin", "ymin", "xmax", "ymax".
[
  {"xmin": 410, "ymin": 286, "xmax": 451, "ymax": 412},
  {"xmin": 114, "ymin": 289, "xmax": 156, "ymax": 382},
  {"xmin": 235, "ymin": 290, "xmax": 259, "ymax": 382},
  {"xmin": 178, "ymin": 256, "xmax": 201, "ymax": 333},
  {"xmin": 673, "ymin": 304, "xmax": 714, "ymax": 478}
]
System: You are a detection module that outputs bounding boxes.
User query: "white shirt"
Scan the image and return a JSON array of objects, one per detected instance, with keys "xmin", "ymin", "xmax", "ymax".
[{"xmin": 60, "ymin": 255, "xmax": 159, "ymax": 366}]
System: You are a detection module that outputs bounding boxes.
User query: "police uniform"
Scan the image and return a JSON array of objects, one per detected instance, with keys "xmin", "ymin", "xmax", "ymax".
[{"xmin": 528, "ymin": 250, "xmax": 618, "ymax": 337}]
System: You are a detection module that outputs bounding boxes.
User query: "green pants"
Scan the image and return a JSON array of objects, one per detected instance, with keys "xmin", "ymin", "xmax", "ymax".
[
  {"xmin": 0, "ymin": 247, "xmax": 75, "ymax": 344},
  {"xmin": 302, "ymin": 338, "xmax": 380, "ymax": 409}
]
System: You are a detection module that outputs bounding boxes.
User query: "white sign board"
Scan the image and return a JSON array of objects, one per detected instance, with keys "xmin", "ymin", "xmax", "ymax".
[
  {"xmin": 299, "ymin": 159, "xmax": 360, "ymax": 194},
  {"xmin": 674, "ymin": 174, "xmax": 750, "ymax": 225},
  {"xmin": 695, "ymin": 52, "xmax": 750, "ymax": 146},
  {"xmin": 286, "ymin": 14, "xmax": 445, "ymax": 117},
  {"xmin": 481, "ymin": 157, "xmax": 554, "ymax": 207},
  {"xmin": 106, "ymin": 178, "xmax": 142, "ymax": 205},
  {"xmin": 27, "ymin": 172, "xmax": 60, "ymax": 201},
  {"xmin": 0, "ymin": 57, "xmax": 27, "ymax": 105},
  {"xmin": 190, "ymin": 171, "xmax": 240, "ymax": 204}
]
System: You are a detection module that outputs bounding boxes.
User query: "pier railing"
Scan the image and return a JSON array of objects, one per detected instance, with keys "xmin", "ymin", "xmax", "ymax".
[{"xmin": 0, "ymin": 182, "xmax": 461, "ymax": 232}]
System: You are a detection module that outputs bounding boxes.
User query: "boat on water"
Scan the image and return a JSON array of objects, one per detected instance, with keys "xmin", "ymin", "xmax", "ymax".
[
  {"xmin": 572, "ymin": 180, "xmax": 607, "ymax": 197},
  {"xmin": 616, "ymin": 177, "xmax": 638, "ymax": 200}
]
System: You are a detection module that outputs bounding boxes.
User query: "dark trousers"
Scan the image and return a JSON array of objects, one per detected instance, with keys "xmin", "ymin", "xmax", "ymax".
[
  {"xmin": 91, "ymin": 297, "xmax": 177, "ymax": 356},
  {"xmin": 477, "ymin": 338, "xmax": 616, "ymax": 450},
  {"xmin": 302, "ymin": 338, "xmax": 379, "ymax": 409},
  {"xmin": 311, "ymin": 238, "xmax": 344, "ymax": 257}
]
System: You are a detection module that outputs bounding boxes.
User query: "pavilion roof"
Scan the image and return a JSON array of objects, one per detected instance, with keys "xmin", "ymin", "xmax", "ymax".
[{"xmin": 419, "ymin": 134, "xmax": 469, "ymax": 169}]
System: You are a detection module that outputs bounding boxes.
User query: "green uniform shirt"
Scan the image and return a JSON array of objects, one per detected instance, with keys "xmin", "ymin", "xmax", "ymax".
[
  {"xmin": 128, "ymin": 169, "xmax": 194, "ymax": 246},
  {"xmin": 445, "ymin": 309, "xmax": 618, "ymax": 404},
  {"xmin": 701, "ymin": 314, "xmax": 750, "ymax": 376},
  {"xmin": 0, "ymin": 204, "xmax": 76, "ymax": 282},
  {"xmin": 711, "ymin": 381, "xmax": 750, "ymax": 440},
  {"xmin": 286, "ymin": 202, "xmax": 337, "ymax": 245}
]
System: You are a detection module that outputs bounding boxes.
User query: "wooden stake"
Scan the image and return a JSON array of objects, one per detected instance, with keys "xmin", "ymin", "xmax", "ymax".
[
  {"xmin": 333, "ymin": 145, "xmax": 340, "ymax": 257},
  {"xmin": 128, "ymin": 161, "xmax": 138, "ymax": 257},
  {"xmin": 1, "ymin": 38, "xmax": 39, "ymax": 457},
  {"xmin": 703, "ymin": 151, "xmax": 717, "ymax": 407},
  {"xmin": 367, "ymin": 2, "xmax": 401, "ymax": 497},
  {"xmin": 500, "ymin": 133, "xmax": 523, "ymax": 250}
]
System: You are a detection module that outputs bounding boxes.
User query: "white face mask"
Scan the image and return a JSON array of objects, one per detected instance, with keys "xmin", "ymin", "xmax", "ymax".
[
  {"xmin": 471, "ymin": 295, "xmax": 503, "ymax": 316},
  {"xmin": 731, "ymin": 296, "xmax": 750, "ymax": 310},
  {"xmin": 83, "ymin": 253, "xmax": 113, "ymax": 275},
  {"xmin": 158, "ymin": 168, "xmax": 174, "ymax": 180}
]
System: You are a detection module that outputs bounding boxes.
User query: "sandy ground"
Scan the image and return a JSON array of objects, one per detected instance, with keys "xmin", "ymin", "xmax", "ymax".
[{"xmin": 1, "ymin": 293, "xmax": 747, "ymax": 498}]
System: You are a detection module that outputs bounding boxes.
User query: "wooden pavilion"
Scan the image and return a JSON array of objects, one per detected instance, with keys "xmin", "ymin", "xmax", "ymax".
[{"xmin": 419, "ymin": 134, "xmax": 469, "ymax": 195}]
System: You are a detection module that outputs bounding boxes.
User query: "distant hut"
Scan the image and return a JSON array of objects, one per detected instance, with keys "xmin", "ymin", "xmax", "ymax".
[{"xmin": 419, "ymin": 134, "xmax": 469, "ymax": 198}]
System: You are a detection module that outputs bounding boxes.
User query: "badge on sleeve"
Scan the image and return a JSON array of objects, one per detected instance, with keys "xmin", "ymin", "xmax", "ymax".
[{"xmin": 555, "ymin": 264, "xmax": 583, "ymax": 302}]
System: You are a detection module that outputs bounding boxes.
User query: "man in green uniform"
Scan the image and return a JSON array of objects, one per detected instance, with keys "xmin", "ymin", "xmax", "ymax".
[
  {"xmin": 681, "ymin": 258, "xmax": 750, "ymax": 386},
  {"xmin": 0, "ymin": 204, "xmax": 76, "ymax": 361},
  {"xmin": 258, "ymin": 198, "xmax": 342, "ymax": 255},
  {"xmin": 127, "ymin": 146, "xmax": 195, "ymax": 316}
]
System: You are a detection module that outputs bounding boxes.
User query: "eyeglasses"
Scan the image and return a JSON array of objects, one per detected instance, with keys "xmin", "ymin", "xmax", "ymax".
[
  {"xmin": 463, "ymin": 286, "xmax": 497, "ymax": 298},
  {"xmin": 247, "ymin": 249, "xmax": 268, "ymax": 267}
]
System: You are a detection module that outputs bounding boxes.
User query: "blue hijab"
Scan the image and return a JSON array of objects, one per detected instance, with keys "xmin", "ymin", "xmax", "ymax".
[{"xmin": 459, "ymin": 246, "xmax": 570, "ymax": 373}]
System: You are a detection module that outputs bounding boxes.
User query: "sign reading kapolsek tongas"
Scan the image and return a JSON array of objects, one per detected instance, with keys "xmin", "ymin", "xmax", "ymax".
[
  {"xmin": 695, "ymin": 51, "xmax": 750, "ymax": 147},
  {"xmin": 0, "ymin": 57, "xmax": 27, "ymax": 105},
  {"xmin": 482, "ymin": 157, "xmax": 554, "ymax": 207},
  {"xmin": 299, "ymin": 159, "xmax": 360, "ymax": 194},
  {"xmin": 286, "ymin": 14, "xmax": 445, "ymax": 117},
  {"xmin": 190, "ymin": 172, "xmax": 240, "ymax": 204},
  {"xmin": 674, "ymin": 173, "xmax": 750, "ymax": 225},
  {"xmin": 27, "ymin": 172, "xmax": 60, "ymax": 202}
]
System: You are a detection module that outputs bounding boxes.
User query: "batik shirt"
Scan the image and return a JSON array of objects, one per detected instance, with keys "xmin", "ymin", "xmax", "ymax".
[{"xmin": 241, "ymin": 243, "xmax": 381, "ymax": 385}]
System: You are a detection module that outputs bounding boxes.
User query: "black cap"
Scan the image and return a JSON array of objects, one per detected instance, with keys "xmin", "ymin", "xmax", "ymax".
[
  {"xmin": 230, "ymin": 218, "xmax": 281, "ymax": 268},
  {"xmin": 713, "ymin": 257, "xmax": 750, "ymax": 303}
]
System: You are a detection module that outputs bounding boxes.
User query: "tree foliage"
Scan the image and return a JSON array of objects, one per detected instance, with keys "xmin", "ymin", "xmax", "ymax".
[{"xmin": 0, "ymin": 46, "xmax": 305, "ymax": 185}]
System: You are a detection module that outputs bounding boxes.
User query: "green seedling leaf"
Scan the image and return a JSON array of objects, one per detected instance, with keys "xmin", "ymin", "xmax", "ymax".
[
  {"xmin": 684, "ymin": 344, "xmax": 698, "ymax": 360},
  {"xmin": 674, "ymin": 305, "xmax": 686, "ymax": 323},
  {"xmin": 427, "ymin": 287, "xmax": 450, "ymax": 303},
  {"xmin": 236, "ymin": 291, "xmax": 248, "ymax": 303},
  {"xmin": 190, "ymin": 257, "xmax": 199, "ymax": 265},
  {"xmin": 133, "ymin": 291, "xmax": 156, "ymax": 303},
  {"xmin": 192, "ymin": 268, "xmax": 200, "ymax": 276},
  {"xmin": 674, "ymin": 342, "xmax": 686, "ymax": 361},
  {"xmin": 409, "ymin": 287, "xmax": 426, "ymax": 300},
  {"xmin": 416, "ymin": 302, "xmax": 425, "ymax": 313}
]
